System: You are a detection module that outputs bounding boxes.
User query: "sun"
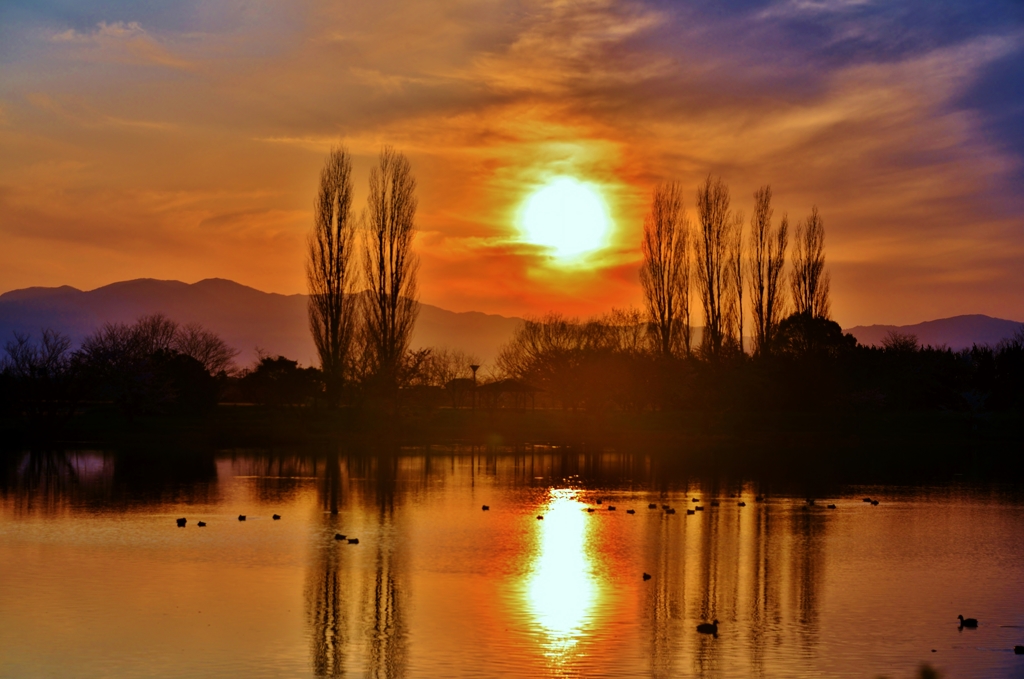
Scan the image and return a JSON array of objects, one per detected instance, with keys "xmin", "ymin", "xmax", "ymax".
[{"xmin": 520, "ymin": 177, "xmax": 612, "ymax": 261}]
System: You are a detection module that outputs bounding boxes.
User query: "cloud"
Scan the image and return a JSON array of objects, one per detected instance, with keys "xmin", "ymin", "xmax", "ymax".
[
  {"xmin": 49, "ymin": 21, "xmax": 193, "ymax": 70},
  {"xmin": 0, "ymin": 0, "xmax": 1021, "ymax": 325}
]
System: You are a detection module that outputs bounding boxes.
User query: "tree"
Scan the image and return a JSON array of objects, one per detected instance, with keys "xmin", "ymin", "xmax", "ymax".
[
  {"xmin": 695, "ymin": 175, "xmax": 739, "ymax": 358},
  {"xmin": 640, "ymin": 181, "xmax": 691, "ymax": 357},
  {"xmin": 747, "ymin": 186, "xmax": 789, "ymax": 356},
  {"xmin": 1, "ymin": 329, "xmax": 78, "ymax": 426},
  {"xmin": 173, "ymin": 322, "xmax": 239, "ymax": 374},
  {"xmin": 791, "ymin": 205, "xmax": 831, "ymax": 319},
  {"xmin": 363, "ymin": 146, "xmax": 419, "ymax": 388},
  {"xmin": 307, "ymin": 146, "xmax": 358, "ymax": 402},
  {"xmin": 730, "ymin": 210, "xmax": 744, "ymax": 354}
]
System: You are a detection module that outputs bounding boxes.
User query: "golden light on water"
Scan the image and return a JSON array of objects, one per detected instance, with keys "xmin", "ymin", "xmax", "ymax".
[
  {"xmin": 519, "ymin": 177, "xmax": 613, "ymax": 262},
  {"xmin": 526, "ymin": 488, "xmax": 597, "ymax": 660}
]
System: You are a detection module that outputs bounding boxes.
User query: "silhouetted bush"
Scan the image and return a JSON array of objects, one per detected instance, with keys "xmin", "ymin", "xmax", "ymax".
[{"xmin": 239, "ymin": 355, "xmax": 323, "ymax": 406}]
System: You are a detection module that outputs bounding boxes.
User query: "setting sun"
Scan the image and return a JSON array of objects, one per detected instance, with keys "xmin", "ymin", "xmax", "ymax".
[{"xmin": 520, "ymin": 178, "xmax": 613, "ymax": 261}]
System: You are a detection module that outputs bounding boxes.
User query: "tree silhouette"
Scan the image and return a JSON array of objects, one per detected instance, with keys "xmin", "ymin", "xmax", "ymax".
[
  {"xmin": 791, "ymin": 206, "xmax": 831, "ymax": 319},
  {"xmin": 748, "ymin": 186, "xmax": 789, "ymax": 356},
  {"xmin": 308, "ymin": 146, "xmax": 358, "ymax": 404},
  {"xmin": 641, "ymin": 181, "xmax": 691, "ymax": 357},
  {"xmin": 363, "ymin": 146, "xmax": 419, "ymax": 390},
  {"xmin": 695, "ymin": 175, "xmax": 739, "ymax": 358}
]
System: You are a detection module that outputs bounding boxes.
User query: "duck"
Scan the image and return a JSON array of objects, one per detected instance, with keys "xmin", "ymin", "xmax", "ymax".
[
  {"xmin": 238, "ymin": 515, "xmax": 246, "ymax": 521},
  {"xmin": 176, "ymin": 518, "xmax": 187, "ymax": 527},
  {"xmin": 608, "ymin": 506, "xmax": 617, "ymax": 511},
  {"xmin": 863, "ymin": 498, "xmax": 872, "ymax": 503},
  {"xmin": 696, "ymin": 620, "xmax": 719, "ymax": 635},
  {"xmin": 871, "ymin": 500, "xmax": 880, "ymax": 506},
  {"xmin": 1014, "ymin": 645, "xmax": 1023, "ymax": 655},
  {"xmin": 710, "ymin": 501, "xmax": 720, "ymax": 507},
  {"xmin": 686, "ymin": 509, "xmax": 695, "ymax": 515},
  {"xmin": 696, "ymin": 506, "xmax": 704, "ymax": 511},
  {"xmin": 537, "ymin": 515, "xmax": 544, "ymax": 520},
  {"xmin": 347, "ymin": 538, "xmax": 359, "ymax": 544},
  {"xmin": 738, "ymin": 502, "xmax": 746, "ymax": 507},
  {"xmin": 272, "ymin": 514, "xmax": 281, "ymax": 520},
  {"xmin": 643, "ymin": 572, "xmax": 652, "ymax": 581},
  {"xmin": 958, "ymin": 615, "xmax": 978, "ymax": 628},
  {"xmin": 596, "ymin": 499, "xmax": 603, "ymax": 505},
  {"xmin": 661, "ymin": 504, "xmax": 669, "ymax": 510},
  {"xmin": 755, "ymin": 495, "xmax": 765, "ymax": 502},
  {"xmin": 334, "ymin": 533, "xmax": 346, "ymax": 541},
  {"xmin": 197, "ymin": 521, "xmax": 206, "ymax": 527},
  {"xmin": 692, "ymin": 498, "xmax": 700, "ymax": 503},
  {"xmin": 482, "ymin": 505, "xmax": 490, "ymax": 511},
  {"xmin": 626, "ymin": 509, "xmax": 636, "ymax": 514},
  {"xmin": 666, "ymin": 508, "xmax": 676, "ymax": 515},
  {"xmin": 648, "ymin": 503, "xmax": 657, "ymax": 509},
  {"xmin": 827, "ymin": 504, "xmax": 837, "ymax": 509},
  {"xmin": 587, "ymin": 508, "xmax": 596, "ymax": 513}
]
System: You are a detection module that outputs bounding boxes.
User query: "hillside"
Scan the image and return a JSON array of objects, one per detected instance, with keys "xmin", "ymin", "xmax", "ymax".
[
  {"xmin": 844, "ymin": 315, "xmax": 1022, "ymax": 350},
  {"xmin": 0, "ymin": 279, "xmax": 522, "ymax": 370}
]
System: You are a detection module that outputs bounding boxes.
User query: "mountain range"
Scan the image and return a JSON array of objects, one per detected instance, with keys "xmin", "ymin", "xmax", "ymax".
[
  {"xmin": 0, "ymin": 279, "xmax": 522, "ymax": 370},
  {"xmin": 0, "ymin": 279, "xmax": 1020, "ymax": 369}
]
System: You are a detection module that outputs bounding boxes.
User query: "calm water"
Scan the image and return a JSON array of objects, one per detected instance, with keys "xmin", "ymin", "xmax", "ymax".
[{"xmin": 1, "ymin": 449, "xmax": 1024, "ymax": 679}]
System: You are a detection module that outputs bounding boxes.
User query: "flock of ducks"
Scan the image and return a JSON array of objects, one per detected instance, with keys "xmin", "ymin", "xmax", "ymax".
[
  {"xmin": 174, "ymin": 513, "xmax": 360, "ymax": 544},
  {"xmin": 170, "ymin": 497, "xmax": 1022, "ymax": 652}
]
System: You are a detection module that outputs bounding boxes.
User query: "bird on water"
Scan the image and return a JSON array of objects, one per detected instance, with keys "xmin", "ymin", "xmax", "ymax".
[
  {"xmin": 958, "ymin": 615, "xmax": 978, "ymax": 628},
  {"xmin": 176, "ymin": 518, "xmax": 187, "ymax": 527},
  {"xmin": 643, "ymin": 572, "xmax": 652, "ymax": 581},
  {"xmin": 697, "ymin": 620, "xmax": 719, "ymax": 635},
  {"xmin": 272, "ymin": 514, "xmax": 281, "ymax": 520}
]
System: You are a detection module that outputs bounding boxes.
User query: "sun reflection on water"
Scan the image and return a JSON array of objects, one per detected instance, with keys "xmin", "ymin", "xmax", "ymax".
[{"xmin": 526, "ymin": 488, "xmax": 597, "ymax": 663}]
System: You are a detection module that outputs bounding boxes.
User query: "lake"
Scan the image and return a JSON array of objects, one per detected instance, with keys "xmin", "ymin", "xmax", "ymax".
[{"xmin": 1, "ymin": 448, "xmax": 1023, "ymax": 678}]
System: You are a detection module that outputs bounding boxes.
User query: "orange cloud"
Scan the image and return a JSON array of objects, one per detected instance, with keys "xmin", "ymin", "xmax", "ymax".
[{"xmin": 0, "ymin": 0, "xmax": 1021, "ymax": 326}]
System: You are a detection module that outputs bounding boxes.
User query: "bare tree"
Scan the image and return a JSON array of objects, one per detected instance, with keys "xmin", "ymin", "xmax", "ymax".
[
  {"xmin": 747, "ymin": 186, "xmax": 790, "ymax": 355},
  {"xmin": 307, "ymin": 146, "xmax": 358, "ymax": 400},
  {"xmin": 173, "ymin": 322, "xmax": 239, "ymax": 374},
  {"xmin": 695, "ymin": 175, "xmax": 738, "ymax": 358},
  {"xmin": 729, "ymin": 210, "xmax": 744, "ymax": 353},
  {"xmin": 791, "ymin": 205, "xmax": 831, "ymax": 319},
  {"xmin": 640, "ymin": 181, "xmax": 691, "ymax": 358},
  {"xmin": 363, "ymin": 146, "xmax": 419, "ymax": 386},
  {"xmin": 421, "ymin": 347, "xmax": 480, "ymax": 387}
]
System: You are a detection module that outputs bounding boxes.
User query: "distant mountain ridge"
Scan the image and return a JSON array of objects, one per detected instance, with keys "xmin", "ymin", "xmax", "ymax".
[
  {"xmin": 2, "ymin": 279, "xmax": 1020, "ymax": 366},
  {"xmin": 0, "ymin": 278, "xmax": 523, "ymax": 370},
  {"xmin": 844, "ymin": 315, "xmax": 1023, "ymax": 350}
]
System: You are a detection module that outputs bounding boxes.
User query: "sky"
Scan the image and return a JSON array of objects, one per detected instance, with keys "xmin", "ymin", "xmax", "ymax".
[{"xmin": 0, "ymin": 0, "xmax": 1022, "ymax": 326}]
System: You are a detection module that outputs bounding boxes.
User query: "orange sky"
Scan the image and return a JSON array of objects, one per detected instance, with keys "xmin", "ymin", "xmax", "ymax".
[{"xmin": 1, "ymin": 0, "xmax": 1022, "ymax": 326}]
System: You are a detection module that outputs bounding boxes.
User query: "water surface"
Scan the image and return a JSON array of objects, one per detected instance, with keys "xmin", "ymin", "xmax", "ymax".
[{"xmin": 1, "ymin": 449, "xmax": 1023, "ymax": 678}]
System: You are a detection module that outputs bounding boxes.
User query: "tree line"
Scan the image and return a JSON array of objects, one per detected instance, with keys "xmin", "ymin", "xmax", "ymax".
[
  {"xmin": 3, "ymin": 168, "xmax": 1022, "ymax": 432},
  {"xmin": 497, "ymin": 176, "xmax": 1024, "ymax": 413}
]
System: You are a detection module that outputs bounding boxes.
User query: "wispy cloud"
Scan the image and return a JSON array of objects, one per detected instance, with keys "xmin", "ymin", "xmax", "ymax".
[{"xmin": 0, "ymin": 0, "xmax": 1021, "ymax": 323}]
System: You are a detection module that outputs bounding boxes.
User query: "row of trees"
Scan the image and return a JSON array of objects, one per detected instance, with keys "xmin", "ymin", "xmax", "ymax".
[
  {"xmin": 307, "ymin": 145, "xmax": 420, "ymax": 403},
  {"xmin": 641, "ymin": 177, "xmax": 830, "ymax": 359},
  {"xmin": 0, "ymin": 315, "xmax": 237, "ymax": 424}
]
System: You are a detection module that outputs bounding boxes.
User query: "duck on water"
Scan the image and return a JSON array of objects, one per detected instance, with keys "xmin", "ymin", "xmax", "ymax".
[
  {"xmin": 697, "ymin": 620, "xmax": 719, "ymax": 635},
  {"xmin": 958, "ymin": 615, "xmax": 978, "ymax": 628}
]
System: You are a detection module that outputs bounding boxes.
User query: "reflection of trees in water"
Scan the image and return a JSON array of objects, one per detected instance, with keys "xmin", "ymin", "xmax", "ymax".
[
  {"xmin": 0, "ymin": 449, "xmax": 82, "ymax": 513},
  {"xmin": 306, "ymin": 447, "xmax": 406, "ymax": 679},
  {"xmin": 0, "ymin": 448, "xmax": 220, "ymax": 514},
  {"xmin": 637, "ymin": 491, "xmax": 827, "ymax": 679},
  {"xmin": 228, "ymin": 452, "xmax": 320, "ymax": 506},
  {"xmin": 790, "ymin": 507, "xmax": 824, "ymax": 650}
]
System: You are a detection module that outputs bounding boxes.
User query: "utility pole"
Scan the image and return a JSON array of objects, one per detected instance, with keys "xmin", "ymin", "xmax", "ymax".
[{"xmin": 470, "ymin": 364, "xmax": 480, "ymax": 411}]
